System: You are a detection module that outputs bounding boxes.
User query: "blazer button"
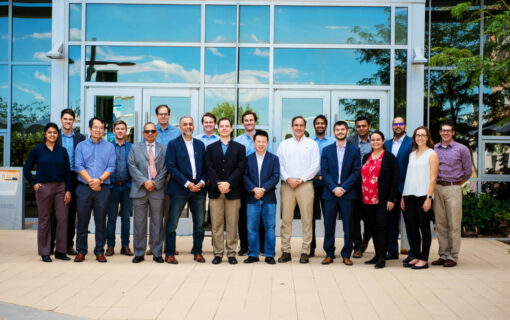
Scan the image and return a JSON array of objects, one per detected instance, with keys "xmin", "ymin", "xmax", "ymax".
[{"xmin": 222, "ymin": 169, "xmax": 224, "ymax": 171}]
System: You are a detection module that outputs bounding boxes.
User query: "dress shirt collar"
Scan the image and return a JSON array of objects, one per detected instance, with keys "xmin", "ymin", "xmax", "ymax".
[
  {"xmin": 358, "ymin": 135, "xmax": 370, "ymax": 144},
  {"xmin": 336, "ymin": 142, "xmax": 347, "ymax": 151},
  {"xmin": 393, "ymin": 134, "xmax": 405, "ymax": 144}
]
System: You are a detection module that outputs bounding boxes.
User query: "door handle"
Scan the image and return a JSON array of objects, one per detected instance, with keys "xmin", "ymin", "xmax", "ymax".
[
  {"xmin": 145, "ymin": 112, "xmax": 149, "ymax": 124},
  {"xmin": 135, "ymin": 111, "xmax": 139, "ymax": 143}
]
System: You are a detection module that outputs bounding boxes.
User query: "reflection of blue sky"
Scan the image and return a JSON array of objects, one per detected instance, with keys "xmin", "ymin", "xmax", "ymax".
[
  {"xmin": 274, "ymin": 49, "xmax": 388, "ymax": 85},
  {"xmin": 69, "ymin": 3, "xmax": 81, "ymax": 41},
  {"xmin": 12, "ymin": 65, "xmax": 50, "ymax": 125},
  {"xmin": 68, "ymin": 46, "xmax": 81, "ymax": 116},
  {"xmin": 205, "ymin": 47, "xmax": 235, "ymax": 84},
  {"xmin": 239, "ymin": 48, "xmax": 269, "ymax": 84},
  {"xmin": 281, "ymin": 98, "xmax": 323, "ymax": 140},
  {"xmin": 239, "ymin": 6, "xmax": 269, "ymax": 43},
  {"xmin": 0, "ymin": 65, "xmax": 7, "ymax": 128},
  {"xmin": 206, "ymin": 5, "xmax": 236, "ymax": 42},
  {"xmin": 205, "ymin": 88, "xmax": 235, "ymax": 113},
  {"xmin": 111, "ymin": 96, "xmax": 135, "ymax": 129},
  {"xmin": 1, "ymin": 2, "xmax": 8, "ymax": 60},
  {"xmin": 395, "ymin": 7, "xmax": 408, "ymax": 45},
  {"xmin": 13, "ymin": 2, "xmax": 51, "ymax": 61},
  {"xmin": 149, "ymin": 96, "xmax": 191, "ymax": 127},
  {"xmin": 239, "ymin": 89, "xmax": 269, "ymax": 125},
  {"xmin": 87, "ymin": 46, "xmax": 200, "ymax": 83},
  {"xmin": 87, "ymin": 4, "xmax": 200, "ymax": 42},
  {"xmin": 275, "ymin": 6, "xmax": 390, "ymax": 44}
]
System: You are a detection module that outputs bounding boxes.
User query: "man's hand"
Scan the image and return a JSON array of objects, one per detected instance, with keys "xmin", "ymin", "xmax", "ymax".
[
  {"xmin": 64, "ymin": 191, "xmax": 72, "ymax": 205},
  {"xmin": 33, "ymin": 183, "xmax": 41, "ymax": 192},
  {"xmin": 144, "ymin": 180, "xmax": 156, "ymax": 191},
  {"xmin": 88, "ymin": 178, "xmax": 101, "ymax": 190},
  {"xmin": 218, "ymin": 181, "xmax": 231, "ymax": 194},
  {"xmin": 333, "ymin": 187, "xmax": 345, "ymax": 198},
  {"xmin": 286, "ymin": 178, "xmax": 303, "ymax": 190},
  {"xmin": 253, "ymin": 187, "xmax": 265, "ymax": 200}
]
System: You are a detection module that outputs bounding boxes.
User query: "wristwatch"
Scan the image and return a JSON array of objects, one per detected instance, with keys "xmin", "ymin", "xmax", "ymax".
[
  {"xmin": 99, "ymin": 178, "xmax": 104, "ymax": 184},
  {"xmin": 426, "ymin": 195, "xmax": 433, "ymax": 199}
]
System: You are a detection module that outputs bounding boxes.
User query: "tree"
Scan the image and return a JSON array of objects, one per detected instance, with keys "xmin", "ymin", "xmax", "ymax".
[{"xmin": 210, "ymin": 101, "xmax": 254, "ymax": 125}]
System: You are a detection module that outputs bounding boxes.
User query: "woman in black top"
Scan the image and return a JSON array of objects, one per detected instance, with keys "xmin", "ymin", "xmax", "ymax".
[{"xmin": 23, "ymin": 123, "xmax": 72, "ymax": 262}]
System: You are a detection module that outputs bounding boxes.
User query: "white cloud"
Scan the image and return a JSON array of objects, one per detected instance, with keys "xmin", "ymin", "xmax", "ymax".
[
  {"xmin": 325, "ymin": 26, "xmax": 349, "ymax": 30},
  {"xmin": 239, "ymin": 70, "xmax": 269, "ymax": 84},
  {"xmin": 274, "ymin": 67, "xmax": 300, "ymax": 79},
  {"xmin": 214, "ymin": 19, "xmax": 225, "ymax": 25},
  {"xmin": 0, "ymin": 34, "xmax": 8, "ymax": 40},
  {"xmin": 69, "ymin": 60, "xmax": 81, "ymax": 77},
  {"xmin": 70, "ymin": 5, "xmax": 81, "ymax": 13},
  {"xmin": 95, "ymin": 46, "xmax": 145, "ymax": 61},
  {"xmin": 33, "ymin": 51, "xmax": 50, "ymax": 61},
  {"xmin": 205, "ymin": 88, "xmax": 236, "ymax": 102},
  {"xmin": 213, "ymin": 35, "xmax": 226, "ymax": 42},
  {"xmin": 250, "ymin": 34, "xmax": 261, "ymax": 43},
  {"xmin": 14, "ymin": 84, "xmax": 45, "ymax": 101},
  {"xmin": 23, "ymin": 32, "xmax": 52, "ymax": 40},
  {"xmin": 69, "ymin": 28, "xmax": 81, "ymax": 40},
  {"xmin": 238, "ymin": 88, "xmax": 268, "ymax": 103},
  {"xmin": 0, "ymin": 85, "xmax": 7, "ymax": 89},
  {"xmin": 253, "ymin": 48, "xmax": 269, "ymax": 57},
  {"xmin": 206, "ymin": 47, "xmax": 224, "ymax": 57},
  {"xmin": 34, "ymin": 71, "xmax": 51, "ymax": 83},
  {"xmin": 204, "ymin": 71, "xmax": 236, "ymax": 84}
]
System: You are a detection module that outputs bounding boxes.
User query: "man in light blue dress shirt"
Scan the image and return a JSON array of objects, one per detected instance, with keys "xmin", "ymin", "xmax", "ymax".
[
  {"xmin": 155, "ymin": 104, "xmax": 181, "ymax": 146},
  {"xmin": 195, "ymin": 112, "xmax": 219, "ymax": 148}
]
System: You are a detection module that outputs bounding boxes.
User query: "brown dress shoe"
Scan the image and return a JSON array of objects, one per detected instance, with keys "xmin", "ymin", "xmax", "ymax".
[
  {"xmin": 146, "ymin": 248, "xmax": 153, "ymax": 255},
  {"xmin": 67, "ymin": 247, "xmax": 78, "ymax": 256},
  {"xmin": 120, "ymin": 247, "xmax": 134, "ymax": 256},
  {"xmin": 278, "ymin": 252, "xmax": 291, "ymax": 263},
  {"xmin": 322, "ymin": 257, "xmax": 334, "ymax": 265},
  {"xmin": 105, "ymin": 247, "xmax": 114, "ymax": 256},
  {"xmin": 352, "ymin": 250, "xmax": 363, "ymax": 258},
  {"xmin": 194, "ymin": 254, "xmax": 205, "ymax": 263},
  {"xmin": 443, "ymin": 260, "xmax": 457, "ymax": 267},
  {"xmin": 165, "ymin": 255, "xmax": 178, "ymax": 264},
  {"xmin": 432, "ymin": 258, "xmax": 446, "ymax": 266},
  {"xmin": 96, "ymin": 254, "xmax": 107, "ymax": 263},
  {"xmin": 299, "ymin": 254, "xmax": 309, "ymax": 264},
  {"xmin": 343, "ymin": 258, "xmax": 353, "ymax": 266},
  {"xmin": 74, "ymin": 253, "xmax": 85, "ymax": 262}
]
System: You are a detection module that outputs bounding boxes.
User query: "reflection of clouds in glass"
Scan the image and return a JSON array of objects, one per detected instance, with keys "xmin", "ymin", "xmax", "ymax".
[
  {"xmin": 70, "ymin": 4, "xmax": 80, "ymax": 13},
  {"xmin": 34, "ymin": 71, "xmax": 50, "ymax": 83},
  {"xmin": 14, "ymin": 84, "xmax": 45, "ymax": 101},
  {"xmin": 96, "ymin": 47, "xmax": 145, "ymax": 61},
  {"xmin": 206, "ymin": 88, "xmax": 235, "ymax": 102},
  {"xmin": 205, "ymin": 71, "xmax": 235, "ymax": 84},
  {"xmin": 239, "ymin": 88, "xmax": 268, "ymax": 103},
  {"xmin": 22, "ymin": 32, "xmax": 51, "ymax": 40},
  {"xmin": 274, "ymin": 67, "xmax": 300, "ymax": 79},
  {"xmin": 33, "ymin": 52, "xmax": 50, "ymax": 61},
  {"xmin": 213, "ymin": 35, "xmax": 226, "ymax": 42},
  {"xmin": 253, "ymin": 48, "xmax": 269, "ymax": 57},
  {"xmin": 213, "ymin": 19, "xmax": 225, "ymax": 25},
  {"xmin": 250, "ymin": 34, "xmax": 261, "ymax": 42},
  {"xmin": 70, "ymin": 28, "xmax": 81, "ymax": 40},
  {"xmin": 325, "ymin": 26, "xmax": 349, "ymax": 30},
  {"xmin": 207, "ymin": 47, "xmax": 225, "ymax": 57},
  {"xmin": 239, "ymin": 70, "xmax": 269, "ymax": 84}
]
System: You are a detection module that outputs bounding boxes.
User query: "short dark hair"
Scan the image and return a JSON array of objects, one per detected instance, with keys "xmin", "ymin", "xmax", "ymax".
[
  {"xmin": 334, "ymin": 121, "xmax": 349, "ymax": 130},
  {"xmin": 43, "ymin": 122, "xmax": 59, "ymax": 134},
  {"xmin": 439, "ymin": 121, "xmax": 455, "ymax": 131},
  {"xmin": 254, "ymin": 130, "xmax": 268, "ymax": 142},
  {"xmin": 60, "ymin": 108, "xmax": 76, "ymax": 120},
  {"xmin": 355, "ymin": 116, "xmax": 369, "ymax": 125},
  {"xmin": 155, "ymin": 104, "xmax": 171, "ymax": 115},
  {"xmin": 218, "ymin": 117, "xmax": 232, "ymax": 127},
  {"xmin": 241, "ymin": 110, "xmax": 258, "ymax": 123},
  {"xmin": 201, "ymin": 112, "xmax": 217, "ymax": 123},
  {"xmin": 313, "ymin": 115, "xmax": 328, "ymax": 126},
  {"xmin": 291, "ymin": 116, "xmax": 306, "ymax": 126},
  {"xmin": 113, "ymin": 120, "xmax": 127, "ymax": 129},
  {"xmin": 89, "ymin": 116, "xmax": 105, "ymax": 129}
]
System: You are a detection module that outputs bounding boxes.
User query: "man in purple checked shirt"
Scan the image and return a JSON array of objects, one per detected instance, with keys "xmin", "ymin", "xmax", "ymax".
[{"xmin": 432, "ymin": 121, "xmax": 472, "ymax": 268}]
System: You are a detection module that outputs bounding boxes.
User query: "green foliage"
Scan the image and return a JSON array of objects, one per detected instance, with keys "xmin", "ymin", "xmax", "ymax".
[
  {"xmin": 210, "ymin": 101, "xmax": 254, "ymax": 125},
  {"xmin": 462, "ymin": 192, "xmax": 510, "ymax": 236}
]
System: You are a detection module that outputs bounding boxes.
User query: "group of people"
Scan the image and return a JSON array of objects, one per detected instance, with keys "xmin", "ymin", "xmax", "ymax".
[{"xmin": 23, "ymin": 106, "xmax": 472, "ymax": 269}]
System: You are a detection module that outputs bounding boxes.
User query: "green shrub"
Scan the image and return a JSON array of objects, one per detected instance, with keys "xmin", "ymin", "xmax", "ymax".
[{"xmin": 462, "ymin": 192, "xmax": 510, "ymax": 237}]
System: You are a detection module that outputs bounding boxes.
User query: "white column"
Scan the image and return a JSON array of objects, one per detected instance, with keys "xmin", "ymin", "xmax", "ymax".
[{"xmin": 50, "ymin": 0, "xmax": 66, "ymax": 123}]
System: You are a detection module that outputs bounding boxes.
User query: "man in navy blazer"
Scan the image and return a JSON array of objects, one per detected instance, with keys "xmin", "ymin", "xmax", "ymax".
[
  {"xmin": 384, "ymin": 117, "xmax": 413, "ymax": 262},
  {"xmin": 164, "ymin": 116, "xmax": 207, "ymax": 264},
  {"xmin": 321, "ymin": 121, "xmax": 361, "ymax": 265},
  {"xmin": 243, "ymin": 130, "xmax": 280, "ymax": 264}
]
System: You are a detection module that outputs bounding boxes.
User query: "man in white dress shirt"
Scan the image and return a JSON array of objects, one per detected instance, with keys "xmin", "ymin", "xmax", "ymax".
[{"xmin": 277, "ymin": 116, "xmax": 320, "ymax": 263}]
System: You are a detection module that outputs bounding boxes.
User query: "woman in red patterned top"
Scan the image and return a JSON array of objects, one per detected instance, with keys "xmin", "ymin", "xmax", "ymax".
[{"xmin": 361, "ymin": 131, "xmax": 400, "ymax": 269}]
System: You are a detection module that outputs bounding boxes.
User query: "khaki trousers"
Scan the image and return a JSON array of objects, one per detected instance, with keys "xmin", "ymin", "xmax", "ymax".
[
  {"xmin": 280, "ymin": 181, "xmax": 314, "ymax": 255},
  {"xmin": 210, "ymin": 194, "xmax": 241, "ymax": 257},
  {"xmin": 433, "ymin": 184, "xmax": 463, "ymax": 262}
]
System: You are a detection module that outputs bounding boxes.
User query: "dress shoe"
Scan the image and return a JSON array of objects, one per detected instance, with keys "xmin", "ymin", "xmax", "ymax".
[
  {"xmin": 432, "ymin": 258, "xmax": 446, "ymax": 266},
  {"xmin": 260, "ymin": 249, "xmax": 265, "ymax": 256},
  {"xmin": 153, "ymin": 256, "xmax": 164, "ymax": 263},
  {"xmin": 74, "ymin": 253, "xmax": 85, "ymax": 262},
  {"xmin": 120, "ymin": 247, "xmax": 134, "ymax": 256},
  {"xmin": 165, "ymin": 255, "xmax": 178, "ymax": 264},
  {"xmin": 352, "ymin": 250, "xmax": 363, "ymax": 259},
  {"xmin": 343, "ymin": 258, "xmax": 353, "ymax": 266},
  {"xmin": 362, "ymin": 241, "xmax": 369, "ymax": 252},
  {"xmin": 132, "ymin": 256, "xmax": 144, "ymax": 263},
  {"xmin": 244, "ymin": 256, "xmax": 260, "ymax": 263},
  {"xmin": 375, "ymin": 260, "xmax": 386, "ymax": 269},
  {"xmin": 278, "ymin": 252, "xmax": 291, "ymax": 263},
  {"xmin": 96, "ymin": 254, "xmax": 107, "ymax": 263},
  {"xmin": 212, "ymin": 256, "xmax": 222, "ymax": 264},
  {"xmin": 55, "ymin": 251, "xmax": 70, "ymax": 261},
  {"xmin": 238, "ymin": 248, "xmax": 249, "ymax": 256},
  {"xmin": 67, "ymin": 247, "xmax": 78, "ymax": 256},
  {"xmin": 321, "ymin": 257, "xmax": 334, "ymax": 265},
  {"xmin": 365, "ymin": 256, "xmax": 378, "ymax": 264},
  {"xmin": 403, "ymin": 263, "xmax": 415, "ymax": 268},
  {"xmin": 402, "ymin": 256, "xmax": 414, "ymax": 264},
  {"xmin": 228, "ymin": 257, "xmax": 238, "ymax": 264},
  {"xmin": 444, "ymin": 260, "xmax": 457, "ymax": 268},
  {"xmin": 412, "ymin": 263, "xmax": 429, "ymax": 270},
  {"xmin": 105, "ymin": 247, "xmax": 114, "ymax": 256},
  {"xmin": 309, "ymin": 251, "xmax": 315, "ymax": 258},
  {"xmin": 385, "ymin": 253, "xmax": 399, "ymax": 260},
  {"xmin": 194, "ymin": 254, "xmax": 206, "ymax": 263},
  {"xmin": 41, "ymin": 255, "xmax": 52, "ymax": 262},
  {"xmin": 146, "ymin": 248, "xmax": 153, "ymax": 255},
  {"xmin": 299, "ymin": 254, "xmax": 309, "ymax": 264},
  {"xmin": 265, "ymin": 257, "xmax": 276, "ymax": 264}
]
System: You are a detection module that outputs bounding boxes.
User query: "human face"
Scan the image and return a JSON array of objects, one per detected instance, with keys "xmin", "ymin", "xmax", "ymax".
[
  {"xmin": 180, "ymin": 117, "xmax": 194, "ymax": 137},
  {"xmin": 355, "ymin": 120, "xmax": 370, "ymax": 138},
  {"xmin": 439, "ymin": 125, "xmax": 454, "ymax": 144},
  {"xmin": 143, "ymin": 124, "xmax": 158, "ymax": 143},
  {"xmin": 242, "ymin": 114, "xmax": 256, "ymax": 133},
  {"xmin": 334, "ymin": 125, "xmax": 348, "ymax": 141},
  {"xmin": 202, "ymin": 116, "xmax": 216, "ymax": 134},
  {"xmin": 89, "ymin": 120, "xmax": 105, "ymax": 140},
  {"xmin": 113, "ymin": 124, "xmax": 127, "ymax": 141},
  {"xmin": 392, "ymin": 117, "xmax": 406, "ymax": 136},
  {"xmin": 45, "ymin": 127, "xmax": 58, "ymax": 144},
  {"xmin": 61, "ymin": 114, "xmax": 75, "ymax": 132},
  {"xmin": 218, "ymin": 119, "xmax": 233, "ymax": 139},
  {"xmin": 292, "ymin": 118, "xmax": 306, "ymax": 139},
  {"xmin": 415, "ymin": 128, "xmax": 428, "ymax": 147},
  {"xmin": 156, "ymin": 107, "xmax": 170, "ymax": 126},
  {"xmin": 370, "ymin": 133, "xmax": 384, "ymax": 151},
  {"xmin": 314, "ymin": 118, "xmax": 327, "ymax": 136},
  {"xmin": 254, "ymin": 135, "xmax": 268, "ymax": 154}
]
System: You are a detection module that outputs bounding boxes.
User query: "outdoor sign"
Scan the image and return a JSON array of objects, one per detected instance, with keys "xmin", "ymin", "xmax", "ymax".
[{"xmin": 0, "ymin": 167, "xmax": 25, "ymax": 229}]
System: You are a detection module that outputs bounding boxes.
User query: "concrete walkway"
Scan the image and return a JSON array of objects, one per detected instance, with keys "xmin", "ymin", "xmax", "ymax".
[{"xmin": 0, "ymin": 230, "xmax": 509, "ymax": 320}]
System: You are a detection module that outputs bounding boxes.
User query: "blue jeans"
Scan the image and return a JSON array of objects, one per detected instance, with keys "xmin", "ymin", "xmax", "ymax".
[
  {"xmin": 107, "ymin": 184, "xmax": 132, "ymax": 248},
  {"xmin": 323, "ymin": 198, "xmax": 354, "ymax": 259},
  {"xmin": 165, "ymin": 193, "xmax": 205, "ymax": 256},
  {"xmin": 246, "ymin": 200, "xmax": 276, "ymax": 257}
]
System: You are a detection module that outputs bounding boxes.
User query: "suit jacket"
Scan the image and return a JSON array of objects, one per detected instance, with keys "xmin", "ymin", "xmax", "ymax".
[
  {"xmin": 109, "ymin": 141, "xmax": 132, "ymax": 188},
  {"xmin": 166, "ymin": 136, "xmax": 207, "ymax": 196},
  {"xmin": 205, "ymin": 140, "xmax": 246, "ymax": 200},
  {"xmin": 321, "ymin": 141, "xmax": 361, "ymax": 201},
  {"xmin": 362, "ymin": 151, "xmax": 400, "ymax": 204},
  {"xmin": 243, "ymin": 152, "xmax": 280, "ymax": 204},
  {"xmin": 384, "ymin": 135, "xmax": 412, "ymax": 193},
  {"xmin": 128, "ymin": 141, "xmax": 167, "ymax": 199},
  {"xmin": 56, "ymin": 129, "xmax": 85, "ymax": 170},
  {"xmin": 347, "ymin": 134, "xmax": 359, "ymax": 147}
]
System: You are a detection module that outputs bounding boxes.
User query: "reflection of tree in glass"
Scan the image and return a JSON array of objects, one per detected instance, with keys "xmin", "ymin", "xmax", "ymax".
[
  {"xmin": 0, "ymin": 97, "xmax": 7, "ymax": 128},
  {"xmin": 346, "ymin": 8, "xmax": 390, "ymax": 44},
  {"xmin": 340, "ymin": 99, "xmax": 379, "ymax": 132},
  {"xmin": 210, "ymin": 101, "xmax": 254, "ymax": 125}
]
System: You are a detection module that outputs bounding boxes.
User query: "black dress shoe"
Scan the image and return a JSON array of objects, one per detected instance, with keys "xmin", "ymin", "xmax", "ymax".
[
  {"xmin": 238, "ymin": 248, "xmax": 249, "ymax": 256},
  {"xmin": 385, "ymin": 253, "xmax": 399, "ymax": 260},
  {"xmin": 132, "ymin": 256, "xmax": 144, "ymax": 263},
  {"xmin": 244, "ymin": 256, "xmax": 259, "ymax": 263},
  {"xmin": 153, "ymin": 256, "xmax": 164, "ymax": 263},
  {"xmin": 228, "ymin": 257, "xmax": 238, "ymax": 264},
  {"xmin": 265, "ymin": 257, "xmax": 276, "ymax": 264},
  {"xmin": 375, "ymin": 260, "xmax": 386, "ymax": 269},
  {"xmin": 412, "ymin": 263, "xmax": 429, "ymax": 270},
  {"xmin": 260, "ymin": 249, "xmax": 265, "ymax": 256},
  {"xmin": 403, "ymin": 263, "xmax": 415, "ymax": 268},
  {"xmin": 212, "ymin": 256, "xmax": 222, "ymax": 264},
  {"xmin": 365, "ymin": 257, "xmax": 378, "ymax": 264},
  {"xmin": 67, "ymin": 247, "xmax": 78, "ymax": 256},
  {"xmin": 42, "ymin": 255, "xmax": 52, "ymax": 263},
  {"xmin": 299, "ymin": 254, "xmax": 309, "ymax": 264},
  {"xmin": 55, "ymin": 251, "xmax": 70, "ymax": 261},
  {"xmin": 402, "ymin": 256, "xmax": 414, "ymax": 264}
]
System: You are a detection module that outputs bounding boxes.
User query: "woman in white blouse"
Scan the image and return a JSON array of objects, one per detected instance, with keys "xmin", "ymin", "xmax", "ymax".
[{"xmin": 401, "ymin": 126, "xmax": 438, "ymax": 270}]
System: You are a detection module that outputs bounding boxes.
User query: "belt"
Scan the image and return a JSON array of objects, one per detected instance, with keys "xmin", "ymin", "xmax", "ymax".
[
  {"xmin": 313, "ymin": 175, "xmax": 323, "ymax": 181},
  {"xmin": 115, "ymin": 181, "xmax": 126, "ymax": 186},
  {"xmin": 437, "ymin": 181, "xmax": 462, "ymax": 186}
]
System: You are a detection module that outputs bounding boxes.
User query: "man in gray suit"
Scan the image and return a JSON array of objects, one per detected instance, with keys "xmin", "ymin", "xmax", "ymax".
[{"xmin": 128, "ymin": 122, "xmax": 168, "ymax": 263}]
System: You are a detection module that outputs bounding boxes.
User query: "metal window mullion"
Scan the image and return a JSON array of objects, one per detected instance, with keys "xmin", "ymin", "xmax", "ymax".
[
  {"xmin": 390, "ymin": 6, "xmax": 395, "ymax": 124},
  {"xmin": 199, "ymin": 3, "xmax": 205, "ymax": 134},
  {"xmin": 269, "ymin": 2, "xmax": 275, "ymax": 145},
  {"xmin": 426, "ymin": 0, "xmax": 432, "ymax": 128},
  {"xmin": 6, "ymin": 0, "xmax": 12, "ymax": 165},
  {"xmin": 234, "ymin": 2, "xmax": 239, "ymax": 137},
  {"xmin": 80, "ymin": 1, "xmax": 87, "ymax": 132},
  {"xmin": 64, "ymin": 1, "xmax": 70, "ymax": 109},
  {"xmin": 477, "ymin": 0, "xmax": 484, "ymax": 194}
]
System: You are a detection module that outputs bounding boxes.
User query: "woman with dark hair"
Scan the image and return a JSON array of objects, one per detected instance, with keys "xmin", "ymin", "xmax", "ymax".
[
  {"xmin": 401, "ymin": 126, "xmax": 438, "ymax": 269},
  {"xmin": 23, "ymin": 122, "xmax": 72, "ymax": 262},
  {"xmin": 361, "ymin": 131, "xmax": 400, "ymax": 269}
]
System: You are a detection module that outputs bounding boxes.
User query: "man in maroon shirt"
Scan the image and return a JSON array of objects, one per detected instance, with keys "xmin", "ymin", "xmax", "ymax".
[{"xmin": 432, "ymin": 121, "xmax": 472, "ymax": 268}]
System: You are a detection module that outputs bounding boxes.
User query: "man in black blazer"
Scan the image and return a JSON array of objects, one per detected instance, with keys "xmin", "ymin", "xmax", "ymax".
[
  {"xmin": 51, "ymin": 108, "xmax": 86, "ymax": 255},
  {"xmin": 205, "ymin": 117, "xmax": 247, "ymax": 265}
]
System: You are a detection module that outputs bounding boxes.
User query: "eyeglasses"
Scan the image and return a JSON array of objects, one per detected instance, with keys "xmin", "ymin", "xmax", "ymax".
[
  {"xmin": 91, "ymin": 126, "xmax": 104, "ymax": 131},
  {"xmin": 416, "ymin": 134, "xmax": 428, "ymax": 138},
  {"xmin": 144, "ymin": 129, "xmax": 157, "ymax": 134},
  {"xmin": 393, "ymin": 122, "xmax": 405, "ymax": 127},
  {"xmin": 440, "ymin": 129, "xmax": 453, "ymax": 133},
  {"xmin": 157, "ymin": 113, "xmax": 169, "ymax": 117}
]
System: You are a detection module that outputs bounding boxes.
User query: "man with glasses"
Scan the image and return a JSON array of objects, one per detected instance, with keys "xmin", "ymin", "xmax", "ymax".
[
  {"xmin": 384, "ymin": 117, "xmax": 413, "ymax": 262},
  {"xmin": 74, "ymin": 117, "xmax": 116, "ymax": 263},
  {"xmin": 432, "ymin": 121, "xmax": 472, "ymax": 268}
]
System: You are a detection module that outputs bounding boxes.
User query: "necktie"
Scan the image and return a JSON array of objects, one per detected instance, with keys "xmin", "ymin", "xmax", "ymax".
[{"xmin": 148, "ymin": 143, "xmax": 157, "ymax": 179}]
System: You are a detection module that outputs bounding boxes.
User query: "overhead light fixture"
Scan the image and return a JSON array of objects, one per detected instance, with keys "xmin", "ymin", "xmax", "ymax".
[
  {"xmin": 46, "ymin": 42, "xmax": 64, "ymax": 59},
  {"xmin": 412, "ymin": 48, "xmax": 427, "ymax": 64}
]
